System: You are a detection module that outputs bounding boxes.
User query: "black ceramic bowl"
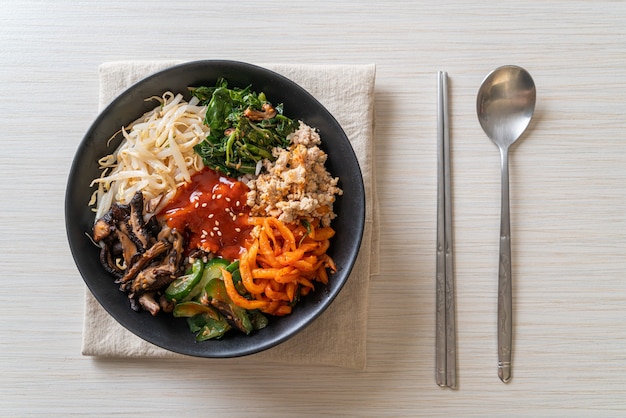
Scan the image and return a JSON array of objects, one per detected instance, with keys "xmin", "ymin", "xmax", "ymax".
[{"xmin": 66, "ymin": 60, "xmax": 365, "ymax": 357}]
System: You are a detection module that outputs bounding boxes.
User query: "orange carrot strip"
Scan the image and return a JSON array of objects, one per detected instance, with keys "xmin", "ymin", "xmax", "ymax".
[
  {"xmin": 239, "ymin": 241, "xmax": 266, "ymax": 294},
  {"xmin": 313, "ymin": 227, "xmax": 335, "ymax": 241},
  {"xmin": 286, "ymin": 282, "xmax": 298, "ymax": 302},
  {"xmin": 297, "ymin": 277, "xmax": 315, "ymax": 290},
  {"xmin": 288, "ymin": 259, "xmax": 318, "ymax": 272},
  {"xmin": 299, "ymin": 242, "xmax": 320, "ymax": 253},
  {"xmin": 320, "ymin": 253, "xmax": 337, "ymax": 272},
  {"xmin": 311, "ymin": 239, "xmax": 330, "ymax": 256},
  {"xmin": 274, "ymin": 304, "xmax": 292, "ymax": 316},
  {"xmin": 252, "ymin": 266, "xmax": 300, "ymax": 283},
  {"xmin": 274, "ymin": 271, "xmax": 301, "ymax": 284},
  {"xmin": 268, "ymin": 217, "xmax": 296, "ymax": 251},
  {"xmin": 238, "ymin": 216, "xmax": 338, "ymax": 317},
  {"xmin": 316, "ymin": 266, "xmax": 329, "ymax": 285},
  {"xmin": 262, "ymin": 300, "xmax": 283, "ymax": 315},
  {"xmin": 262, "ymin": 218, "xmax": 279, "ymax": 253},
  {"xmin": 264, "ymin": 284, "xmax": 290, "ymax": 301},
  {"xmin": 251, "ymin": 268, "xmax": 281, "ymax": 279},
  {"xmin": 276, "ymin": 248, "xmax": 305, "ymax": 264},
  {"xmin": 220, "ymin": 268, "xmax": 269, "ymax": 310},
  {"xmin": 258, "ymin": 229, "xmax": 280, "ymax": 267}
]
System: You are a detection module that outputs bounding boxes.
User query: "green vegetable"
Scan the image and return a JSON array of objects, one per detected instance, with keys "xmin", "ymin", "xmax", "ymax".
[
  {"xmin": 173, "ymin": 301, "xmax": 220, "ymax": 320},
  {"xmin": 186, "ymin": 314, "xmax": 231, "ymax": 341},
  {"xmin": 225, "ymin": 260, "xmax": 246, "ymax": 294},
  {"xmin": 182, "ymin": 257, "xmax": 230, "ymax": 302},
  {"xmin": 249, "ymin": 310, "xmax": 269, "ymax": 331},
  {"xmin": 205, "ymin": 278, "xmax": 254, "ymax": 335},
  {"xmin": 226, "ymin": 260, "xmax": 240, "ymax": 273},
  {"xmin": 176, "ymin": 299, "xmax": 232, "ymax": 341},
  {"xmin": 204, "ymin": 277, "xmax": 230, "ymax": 303},
  {"xmin": 170, "ymin": 256, "xmax": 269, "ymax": 340},
  {"xmin": 164, "ymin": 258, "xmax": 204, "ymax": 302},
  {"xmin": 299, "ymin": 219, "xmax": 312, "ymax": 246},
  {"xmin": 195, "ymin": 316, "xmax": 232, "ymax": 341},
  {"xmin": 190, "ymin": 78, "xmax": 299, "ymax": 177}
]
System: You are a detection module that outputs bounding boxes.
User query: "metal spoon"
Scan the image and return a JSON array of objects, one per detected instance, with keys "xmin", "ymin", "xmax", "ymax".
[{"xmin": 476, "ymin": 65, "xmax": 536, "ymax": 383}]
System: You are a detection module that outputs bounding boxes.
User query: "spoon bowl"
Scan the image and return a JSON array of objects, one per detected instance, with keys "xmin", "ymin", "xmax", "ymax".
[
  {"xmin": 477, "ymin": 65, "xmax": 536, "ymax": 148},
  {"xmin": 476, "ymin": 65, "xmax": 536, "ymax": 383}
]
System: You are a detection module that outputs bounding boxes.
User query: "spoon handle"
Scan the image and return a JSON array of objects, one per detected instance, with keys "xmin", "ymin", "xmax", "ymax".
[{"xmin": 498, "ymin": 147, "xmax": 513, "ymax": 383}]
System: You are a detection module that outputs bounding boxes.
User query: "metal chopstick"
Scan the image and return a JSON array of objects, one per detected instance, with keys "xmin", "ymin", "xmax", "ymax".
[{"xmin": 436, "ymin": 71, "xmax": 456, "ymax": 388}]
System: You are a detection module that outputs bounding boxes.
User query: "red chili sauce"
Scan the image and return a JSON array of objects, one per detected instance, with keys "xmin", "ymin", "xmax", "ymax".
[{"xmin": 159, "ymin": 168, "xmax": 253, "ymax": 261}]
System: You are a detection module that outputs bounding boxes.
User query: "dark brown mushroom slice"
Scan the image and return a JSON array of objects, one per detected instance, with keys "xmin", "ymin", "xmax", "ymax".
[
  {"xmin": 94, "ymin": 200, "xmax": 138, "ymax": 276},
  {"xmin": 99, "ymin": 242, "xmax": 124, "ymax": 279},
  {"xmin": 158, "ymin": 294, "xmax": 175, "ymax": 313},
  {"xmin": 116, "ymin": 221, "xmax": 141, "ymax": 268},
  {"xmin": 128, "ymin": 191, "xmax": 155, "ymax": 251},
  {"xmin": 138, "ymin": 293, "xmax": 161, "ymax": 316},
  {"xmin": 93, "ymin": 217, "xmax": 113, "ymax": 242},
  {"xmin": 93, "ymin": 193, "xmax": 191, "ymax": 315},
  {"xmin": 130, "ymin": 265, "xmax": 178, "ymax": 294},
  {"xmin": 92, "ymin": 201, "xmax": 128, "ymax": 242},
  {"xmin": 157, "ymin": 227, "xmax": 185, "ymax": 268},
  {"xmin": 128, "ymin": 230, "xmax": 185, "ymax": 294},
  {"xmin": 145, "ymin": 215, "xmax": 161, "ymax": 239},
  {"xmin": 117, "ymin": 239, "xmax": 170, "ymax": 285}
]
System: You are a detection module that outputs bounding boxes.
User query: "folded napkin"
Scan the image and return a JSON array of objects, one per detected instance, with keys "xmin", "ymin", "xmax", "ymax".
[{"xmin": 82, "ymin": 61, "xmax": 378, "ymax": 370}]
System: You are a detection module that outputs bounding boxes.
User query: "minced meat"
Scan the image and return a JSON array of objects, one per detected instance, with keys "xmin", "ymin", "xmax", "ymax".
[{"xmin": 246, "ymin": 122, "xmax": 343, "ymax": 226}]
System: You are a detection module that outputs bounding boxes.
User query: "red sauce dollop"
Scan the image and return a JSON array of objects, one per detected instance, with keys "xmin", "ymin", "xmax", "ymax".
[{"xmin": 159, "ymin": 168, "xmax": 253, "ymax": 260}]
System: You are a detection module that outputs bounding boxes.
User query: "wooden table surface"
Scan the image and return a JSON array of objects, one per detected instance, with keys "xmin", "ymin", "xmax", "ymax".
[{"xmin": 2, "ymin": 1, "xmax": 626, "ymax": 415}]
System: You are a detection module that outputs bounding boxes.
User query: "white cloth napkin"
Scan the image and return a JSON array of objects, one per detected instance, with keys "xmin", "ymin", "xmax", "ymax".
[{"xmin": 82, "ymin": 61, "xmax": 378, "ymax": 370}]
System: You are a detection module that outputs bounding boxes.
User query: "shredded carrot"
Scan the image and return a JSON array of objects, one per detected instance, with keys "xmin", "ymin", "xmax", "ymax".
[
  {"xmin": 313, "ymin": 227, "xmax": 335, "ymax": 241},
  {"xmin": 239, "ymin": 241, "xmax": 266, "ymax": 294},
  {"xmin": 230, "ymin": 216, "xmax": 337, "ymax": 316},
  {"xmin": 220, "ymin": 268, "xmax": 269, "ymax": 310}
]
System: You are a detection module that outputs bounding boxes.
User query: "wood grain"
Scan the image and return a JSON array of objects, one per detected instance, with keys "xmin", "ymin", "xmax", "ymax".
[{"xmin": 1, "ymin": 0, "xmax": 626, "ymax": 415}]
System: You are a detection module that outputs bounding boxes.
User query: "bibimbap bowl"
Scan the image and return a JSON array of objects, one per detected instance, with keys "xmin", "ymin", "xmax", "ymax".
[{"xmin": 65, "ymin": 60, "xmax": 365, "ymax": 357}]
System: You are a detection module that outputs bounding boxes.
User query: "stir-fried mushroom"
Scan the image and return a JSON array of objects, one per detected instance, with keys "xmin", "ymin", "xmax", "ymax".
[
  {"xmin": 118, "ymin": 240, "xmax": 170, "ymax": 285},
  {"xmin": 138, "ymin": 293, "xmax": 160, "ymax": 316},
  {"xmin": 128, "ymin": 191, "xmax": 154, "ymax": 251},
  {"xmin": 127, "ymin": 228, "xmax": 184, "ymax": 295},
  {"xmin": 92, "ymin": 191, "xmax": 186, "ymax": 316}
]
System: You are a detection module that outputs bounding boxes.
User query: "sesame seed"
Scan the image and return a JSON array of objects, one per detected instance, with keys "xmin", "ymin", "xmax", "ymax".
[
  {"xmin": 236, "ymin": 201, "xmax": 240, "ymax": 206},
  {"xmin": 201, "ymin": 202, "xmax": 207, "ymax": 208},
  {"xmin": 225, "ymin": 197, "xmax": 231, "ymax": 202},
  {"xmin": 213, "ymin": 226, "xmax": 219, "ymax": 231},
  {"xmin": 215, "ymin": 220, "xmax": 220, "ymax": 226},
  {"xmin": 235, "ymin": 227, "xmax": 241, "ymax": 232},
  {"xmin": 216, "ymin": 194, "xmax": 223, "ymax": 199},
  {"xmin": 210, "ymin": 231, "xmax": 215, "ymax": 237},
  {"xmin": 217, "ymin": 231, "xmax": 222, "ymax": 237},
  {"xmin": 194, "ymin": 202, "xmax": 199, "ymax": 208},
  {"xmin": 208, "ymin": 213, "xmax": 214, "ymax": 218}
]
